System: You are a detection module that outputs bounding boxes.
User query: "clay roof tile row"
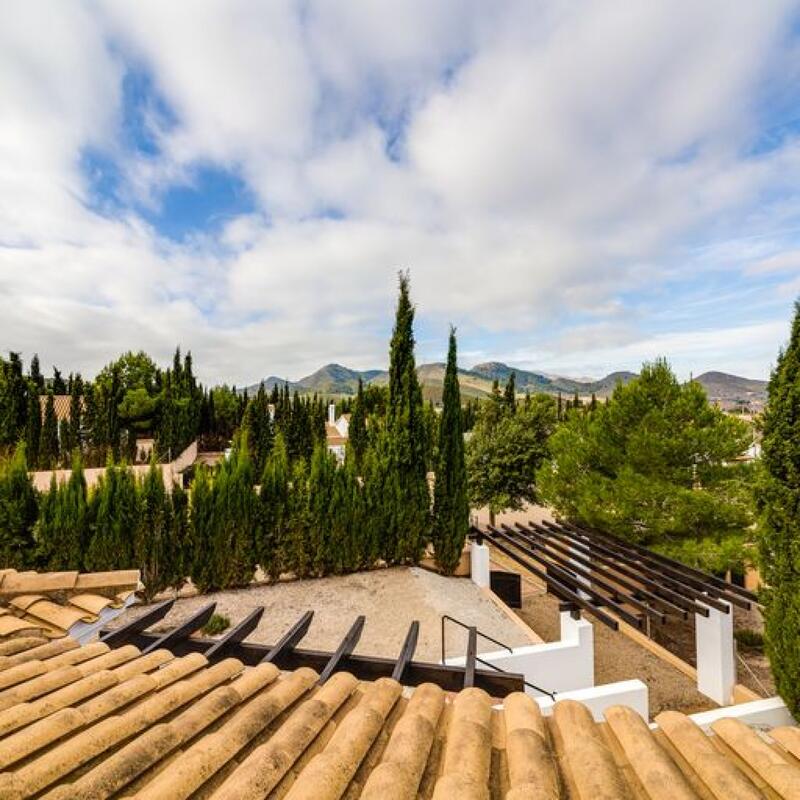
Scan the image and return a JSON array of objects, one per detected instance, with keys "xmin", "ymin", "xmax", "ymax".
[{"xmin": 0, "ymin": 636, "xmax": 796, "ymax": 798}]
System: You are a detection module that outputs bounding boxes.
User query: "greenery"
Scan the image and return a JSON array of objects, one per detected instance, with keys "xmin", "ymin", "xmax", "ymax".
[
  {"xmin": 467, "ymin": 389, "xmax": 557, "ymax": 524},
  {"xmin": 0, "ymin": 444, "xmax": 37, "ymax": 569},
  {"xmin": 734, "ymin": 628, "xmax": 764, "ymax": 650},
  {"xmin": 757, "ymin": 300, "xmax": 800, "ymax": 715},
  {"xmin": 432, "ymin": 328, "xmax": 469, "ymax": 574},
  {"xmin": 538, "ymin": 359, "xmax": 754, "ymax": 552},
  {"xmin": 386, "ymin": 271, "xmax": 430, "ymax": 562},
  {"xmin": 202, "ymin": 613, "xmax": 231, "ymax": 636}
]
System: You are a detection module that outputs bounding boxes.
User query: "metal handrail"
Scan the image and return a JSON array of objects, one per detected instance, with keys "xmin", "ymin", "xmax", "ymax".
[
  {"xmin": 441, "ymin": 614, "xmax": 556, "ymax": 701},
  {"xmin": 441, "ymin": 614, "xmax": 514, "ymax": 664}
]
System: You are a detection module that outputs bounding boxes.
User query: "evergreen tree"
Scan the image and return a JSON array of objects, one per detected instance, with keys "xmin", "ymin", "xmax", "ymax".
[
  {"xmin": 758, "ymin": 300, "xmax": 800, "ymax": 714},
  {"xmin": 242, "ymin": 386, "xmax": 274, "ymax": 476},
  {"xmin": 25, "ymin": 391, "xmax": 41, "ymax": 469},
  {"xmin": 52, "ymin": 367, "xmax": 67, "ymax": 395},
  {"xmin": 39, "ymin": 455, "xmax": 89, "ymax": 570},
  {"xmin": 29, "ymin": 354, "xmax": 44, "ymax": 391},
  {"xmin": 170, "ymin": 483, "xmax": 190, "ymax": 589},
  {"xmin": 557, "ymin": 391, "xmax": 563, "ymax": 420},
  {"xmin": 432, "ymin": 328, "xmax": 469, "ymax": 574},
  {"xmin": 590, "ymin": 392, "xmax": 597, "ymax": 412},
  {"xmin": 386, "ymin": 272, "xmax": 429, "ymax": 562},
  {"xmin": 309, "ymin": 443, "xmax": 337, "ymax": 574},
  {"xmin": 39, "ymin": 392, "xmax": 59, "ymax": 469},
  {"xmin": 0, "ymin": 444, "xmax": 37, "ymax": 569},
  {"xmin": 0, "ymin": 353, "xmax": 29, "ymax": 447},
  {"xmin": 349, "ymin": 378, "xmax": 368, "ymax": 469},
  {"xmin": 86, "ymin": 462, "xmax": 137, "ymax": 571},
  {"xmin": 189, "ymin": 465, "xmax": 216, "ymax": 593},
  {"xmin": 504, "ymin": 372, "xmax": 517, "ymax": 412},
  {"xmin": 287, "ymin": 457, "xmax": 312, "ymax": 577},
  {"xmin": 69, "ymin": 374, "xmax": 83, "ymax": 456},
  {"xmin": 136, "ymin": 463, "xmax": 180, "ymax": 601},
  {"xmin": 362, "ymin": 422, "xmax": 394, "ymax": 563},
  {"xmin": 258, "ymin": 432, "xmax": 290, "ymax": 581}
]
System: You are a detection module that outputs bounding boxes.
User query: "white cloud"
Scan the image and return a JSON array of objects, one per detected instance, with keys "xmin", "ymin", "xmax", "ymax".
[{"xmin": 0, "ymin": 0, "xmax": 799, "ymax": 385}]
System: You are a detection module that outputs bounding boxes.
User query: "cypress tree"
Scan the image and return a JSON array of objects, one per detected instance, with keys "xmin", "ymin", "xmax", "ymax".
[
  {"xmin": 189, "ymin": 465, "xmax": 216, "ymax": 593},
  {"xmin": 29, "ymin": 354, "xmax": 44, "ymax": 391},
  {"xmin": 52, "ymin": 367, "xmax": 67, "ymax": 394},
  {"xmin": 287, "ymin": 457, "xmax": 311, "ymax": 577},
  {"xmin": 39, "ymin": 392, "xmax": 59, "ymax": 469},
  {"xmin": 349, "ymin": 378, "xmax": 368, "ymax": 470},
  {"xmin": 309, "ymin": 443, "xmax": 336, "ymax": 574},
  {"xmin": 432, "ymin": 328, "xmax": 469, "ymax": 574},
  {"xmin": 69, "ymin": 374, "xmax": 83, "ymax": 454},
  {"xmin": 25, "ymin": 391, "xmax": 41, "ymax": 469},
  {"xmin": 362, "ymin": 423, "xmax": 394, "ymax": 563},
  {"xmin": 0, "ymin": 353, "xmax": 29, "ymax": 447},
  {"xmin": 504, "ymin": 372, "xmax": 517, "ymax": 412},
  {"xmin": 258, "ymin": 432, "xmax": 290, "ymax": 581},
  {"xmin": 758, "ymin": 300, "xmax": 800, "ymax": 714},
  {"xmin": 40, "ymin": 455, "xmax": 88, "ymax": 570},
  {"xmin": 386, "ymin": 272, "xmax": 429, "ymax": 562},
  {"xmin": 170, "ymin": 483, "xmax": 190, "ymax": 589},
  {"xmin": 0, "ymin": 444, "xmax": 37, "ymax": 569},
  {"xmin": 86, "ymin": 462, "xmax": 136, "ymax": 571},
  {"xmin": 136, "ymin": 463, "xmax": 179, "ymax": 601}
]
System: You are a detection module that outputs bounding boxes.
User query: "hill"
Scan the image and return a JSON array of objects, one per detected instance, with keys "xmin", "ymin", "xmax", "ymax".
[{"xmin": 244, "ymin": 362, "xmax": 764, "ymax": 406}]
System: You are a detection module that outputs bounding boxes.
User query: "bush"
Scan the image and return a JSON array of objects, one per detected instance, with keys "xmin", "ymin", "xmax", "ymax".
[
  {"xmin": 735, "ymin": 629, "xmax": 764, "ymax": 650},
  {"xmin": 202, "ymin": 613, "xmax": 230, "ymax": 636}
]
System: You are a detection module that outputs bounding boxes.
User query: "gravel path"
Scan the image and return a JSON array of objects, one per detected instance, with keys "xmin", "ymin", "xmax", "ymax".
[{"xmin": 108, "ymin": 566, "xmax": 537, "ymax": 662}]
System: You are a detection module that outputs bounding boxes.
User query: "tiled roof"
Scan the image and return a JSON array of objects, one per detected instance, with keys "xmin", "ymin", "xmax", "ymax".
[
  {"xmin": 0, "ymin": 570, "xmax": 140, "ymax": 642},
  {"xmin": 38, "ymin": 395, "xmax": 82, "ymax": 423},
  {"xmin": 0, "ymin": 636, "xmax": 796, "ymax": 798},
  {"xmin": 325, "ymin": 423, "xmax": 347, "ymax": 447}
]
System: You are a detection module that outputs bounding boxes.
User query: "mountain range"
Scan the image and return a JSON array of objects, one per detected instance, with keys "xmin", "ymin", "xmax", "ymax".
[{"xmin": 246, "ymin": 363, "xmax": 767, "ymax": 407}]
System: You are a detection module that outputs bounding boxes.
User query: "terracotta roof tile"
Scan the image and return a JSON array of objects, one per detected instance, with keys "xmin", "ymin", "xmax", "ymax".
[
  {"xmin": 0, "ymin": 569, "xmax": 140, "ymax": 642},
  {"xmin": 0, "ymin": 636, "xmax": 796, "ymax": 799}
]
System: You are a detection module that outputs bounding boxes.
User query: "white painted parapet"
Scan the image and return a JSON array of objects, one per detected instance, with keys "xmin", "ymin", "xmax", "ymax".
[
  {"xmin": 447, "ymin": 610, "xmax": 594, "ymax": 697},
  {"xmin": 536, "ymin": 680, "xmax": 649, "ymax": 722},
  {"xmin": 695, "ymin": 599, "xmax": 735, "ymax": 705},
  {"xmin": 470, "ymin": 541, "xmax": 491, "ymax": 588},
  {"xmin": 684, "ymin": 696, "xmax": 795, "ymax": 732}
]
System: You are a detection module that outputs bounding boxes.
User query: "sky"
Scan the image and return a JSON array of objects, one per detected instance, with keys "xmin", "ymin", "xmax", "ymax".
[{"xmin": 2, "ymin": 1, "xmax": 800, "ymax": 385}]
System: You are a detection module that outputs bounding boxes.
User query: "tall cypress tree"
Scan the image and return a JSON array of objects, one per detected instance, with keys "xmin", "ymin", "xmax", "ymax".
[
  {"xmin": 504, "ymin": 372, "xmax": 517, "ymax": 412},
  {"xmin": 349, "ymin": 378, "xmax": 368, "ymax": 470},
  {"xmin": 29, "ymin": 354, "xmax": 44, "ymax": 392},
  {"xmin": 758, "ymin": 300, "xmax": 800, "ymax": 714},
  {"xmin": 69, "ymin": 374, "xmax": 83, "ymax": 455},
  {"xmin": 52, "ymin": 367, "xmax": 67, "ymax": 394},
  {"xmin": 25, "ymin": 391, "xmax": 41, "ymax": 469},
  {"xmin": 258, "ymin": 432, "xmax": 290, "ymax": 581},
  {"xmin": 386, "ymin": 272, "xmax": 429, "ymax": 562},
  {"xmin": 189, "ymin": 465, "xmax": 216, "ymax": 593},
  {"xmin": 39, "ymin": 392, "xmax": 59, "ymax": 469},
  {"xmin": 0, "ymin": 353, "xmax": 29, "ymax": 447},
  {"xmin": 86, "ymin": 462, "xmax": 136, "ymax": 571},
  {"xmin": 40, "ymin": 455, "xmax": 89, "ymax": 570},
  {"xmin": 0, "ymin": 444, "xmax": 37, "ymax": 569},
  {"xmin": 432, "ymin": 328, "xmax": 469, "ymax": 574}
]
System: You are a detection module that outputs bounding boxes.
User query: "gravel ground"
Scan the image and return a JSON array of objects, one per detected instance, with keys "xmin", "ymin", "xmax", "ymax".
[
  {"xmin": 489, "ymin": 549, "xmax": 717, "ymax": 716},
  {"xmin": 107, "ymin": 566, "xmax": 537, "ymax": 662}
]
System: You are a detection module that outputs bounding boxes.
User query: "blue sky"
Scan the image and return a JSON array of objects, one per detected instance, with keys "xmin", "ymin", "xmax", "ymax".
[{"xmin": 2, "ymin": 1, "xmax": 800, "ymax": 384}]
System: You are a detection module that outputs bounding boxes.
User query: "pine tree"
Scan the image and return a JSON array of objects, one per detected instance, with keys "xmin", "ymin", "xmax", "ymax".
[
  {"xmin": 39, "ymin": 392, "xmax": 59, "ymax": 469},
  {"xmin": 349, "ymin": 378, "xmax": 368, "ymax": 470},
  {"xmin": 758, "ymin": 300, "xmax": 800, "ymax": 714},
  {"xmin": 386, "ymin": 272, "xmax": 429, "ymax": 562},
  {"xmin": 0, "ymin": 444, "xmax": 37, "ymax": 569},
  {"xmin": 432, "ymin": 328, "xmax": 469, "ymax": 574}
]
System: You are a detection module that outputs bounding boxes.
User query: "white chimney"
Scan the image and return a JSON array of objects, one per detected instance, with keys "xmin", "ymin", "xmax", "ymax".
[{"xmin": 328, "ymin": 402, "xmax": 336, "ymax": 425}]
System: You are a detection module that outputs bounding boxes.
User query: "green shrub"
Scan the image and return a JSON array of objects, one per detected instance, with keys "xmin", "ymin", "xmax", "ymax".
[
  {"xmin": 202, "ymin": 613, "xmax": 230, "ymax": 636},
  {"xmin": 734, "ymin": 629, "xmax": 764, "ymax": 650}
]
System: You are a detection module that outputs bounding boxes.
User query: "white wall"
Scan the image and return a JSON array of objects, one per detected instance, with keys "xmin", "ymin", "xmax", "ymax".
[
  {"xmin": 695, "ymin": 600, "xmax": 735, "ymax": 705},
  {"xmin": 535, "ymin": 680, "xmax": 649, "ymax": 721},
  {"xmin": 682, "ymin": 696, "xmax": 796, "ymax": 732},
  {"xmin": 447, "ymin": 611, "xmax": 594, "ymax": 697}
]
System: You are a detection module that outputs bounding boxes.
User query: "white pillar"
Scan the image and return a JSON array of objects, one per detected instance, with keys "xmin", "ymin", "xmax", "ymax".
[
  {"xmin": 471, "ymin": 541, "xmax": 491, "ymax": 588},
  {"xmin": 695, "ymin": 600, "xmax": 735, "ymax": 705}
]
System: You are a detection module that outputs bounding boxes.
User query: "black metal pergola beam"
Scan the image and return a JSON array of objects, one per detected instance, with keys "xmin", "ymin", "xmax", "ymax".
[
  {"xmin": 515, "ymin": 521, "xmax": 692, "ymax": 619},
  {"xmin": 549, "ymin": 520, "xmax": 746, "ymax": 611},
  {"xmin": 100, "ymin": 598, "xmax": 175, "ymax": 647},
  {"xmin": 205, "ymin": 607, "xmax": 265, "ymax": 661},
  {"xmin": 561, "ymin": 521, "xmax": 755, "ymax": 608},
  {"xmin": 501, "ymin": 523, "xmax": 667, "ymax": 624},
  {"xmin": 539, "ymin": 520, "xmax": 729, "ymax": 614},
  {"xmin": 473, "ymin": 526, "xmax": 619, "ymax": 631},
  {"xmin": 531, "ymin": 520, "xmax": 708, "ymax": 617},
  {"xmin": 488, "ymin": 525, "xmax": 644, "ymax": 629},
  {"xmin": 141, "ymin": 602, "xmax": 217, "ymax": 655},
  {"xmin": 101, "ymin": 628, "xmax": 525, "ymax": 696},
  {"xmin": 318, "ymin": 616, "xmax": 365, "ymax": 684},
  {"xmin": 391, "ymin": 621, "xmax": 419, "ymax": 683},
  {"xmin": 260, "ymin": 610, "xmax": 314, "ymax": 664}
]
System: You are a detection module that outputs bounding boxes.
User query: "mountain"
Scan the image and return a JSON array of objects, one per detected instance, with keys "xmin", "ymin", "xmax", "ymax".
[
  {"xmin": 243, "ymin": 362, "xmax": 764, "ymax": 406},
  {"xmin": 694, "ymin": 372, "xmax": 767, "ymax": 406}
]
